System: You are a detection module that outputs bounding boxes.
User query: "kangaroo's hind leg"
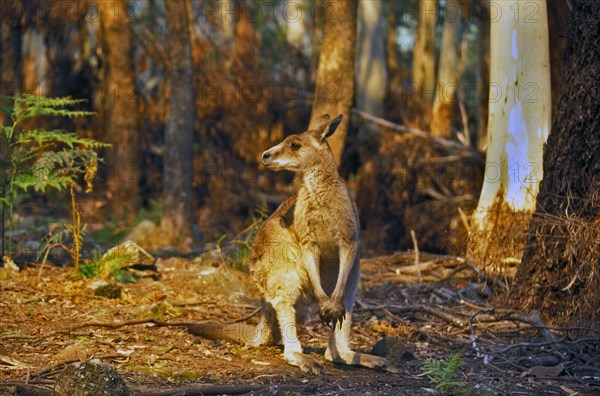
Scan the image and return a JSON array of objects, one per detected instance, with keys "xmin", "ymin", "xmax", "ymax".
[
  {"xmin": 324, "ymin": 311, "xmax": 394, "ymax": 371},
  {"xmin": 324, "ymin": 264, "xmax": 396, "ymax": 372},
  {"xmin": 270, "ymin": 299, "xmax": 323, "ymax": 375}
]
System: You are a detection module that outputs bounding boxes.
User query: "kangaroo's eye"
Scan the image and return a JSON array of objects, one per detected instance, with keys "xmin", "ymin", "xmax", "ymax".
[{"xmin": 290, "ymin": 142, "xmax": 301, "ymax": 150}]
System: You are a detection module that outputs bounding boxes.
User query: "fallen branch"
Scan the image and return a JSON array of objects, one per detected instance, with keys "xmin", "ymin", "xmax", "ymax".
[
  {"xmin": 4, "ymin": 382, "xmax": 318, "ymax": 396},
  {"xmin": 133, "ymin": 383, "xmax": 318, "ymax": 395},
  {"xmin": 29, "ymin": 354, "xmax": 121, "ymax": 380},
  {"xmin": 12, "ymin": 384, "xmax": 51, "ymax": 396},
  {"xmin": 389, "ymin": 304, "xmax": 466, "ymax": 327},
  {"xmin": 352, "ymin": 108, "xmax": 483, "ymax": 159},
  {"xmin": 358, "ymin": 302, "xmax": 466, "ymax": 327}
]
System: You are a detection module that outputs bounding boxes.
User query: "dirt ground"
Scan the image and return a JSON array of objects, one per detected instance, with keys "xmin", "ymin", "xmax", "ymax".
[{"xmin": 1, "ymin": 255, "xmax": 599, "ymax": 395}]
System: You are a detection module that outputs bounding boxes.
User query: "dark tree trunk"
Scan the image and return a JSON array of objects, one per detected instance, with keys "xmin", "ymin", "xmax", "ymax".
[
  {"xmin": 99, "ymin": 0, "xmax": 141, "ymax": 220},
  {"xmin": 547, "ymin": 0, "xmax": 573, "ymax": 116},
  {"xmin": 0, "ymin": 0, "xmax": 23, "ymax": 107},
  {"xmin": 0, "ymin": 0, "xmax": 23, "ymax": 260},
  {"xmin": 511, "ymin": 0, "xmax": 600, "ymax": 327},
  {"xmin": 161, "ymin": 0, "xmax": 195, "ymax": 249},
  {"xmin": 310, "ymin": 0, "xmax": 357, "ymax": 166}
]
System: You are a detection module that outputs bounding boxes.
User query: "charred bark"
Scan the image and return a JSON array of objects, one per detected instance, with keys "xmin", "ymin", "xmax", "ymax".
[
  {"xmin": 512, "ymin": 0, "xmax": 600, "ymax": 327},
  {"xmin": 160, "ymin": 0, "xmax": 195, "ymax": 249}
]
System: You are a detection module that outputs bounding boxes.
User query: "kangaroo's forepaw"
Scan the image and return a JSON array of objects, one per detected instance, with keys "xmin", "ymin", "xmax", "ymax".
[
  {"xmin": 318, "ymin": 300, "xmax": 345, "ymax": 328},
  {"xmin": 286, "ymin": 352, "xmax": 324, "ymax": 375}
]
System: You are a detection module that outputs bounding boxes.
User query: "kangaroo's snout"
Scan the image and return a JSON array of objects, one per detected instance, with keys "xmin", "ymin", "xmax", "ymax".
[{"xmin": 262, "ymin": 151, "xmax": 271, "ymax": 161}]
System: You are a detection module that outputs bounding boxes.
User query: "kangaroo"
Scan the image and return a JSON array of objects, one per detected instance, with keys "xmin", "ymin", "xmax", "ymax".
[{"xmin": 187, "ymin": 114, "xmax": 394, "ymax": 374}]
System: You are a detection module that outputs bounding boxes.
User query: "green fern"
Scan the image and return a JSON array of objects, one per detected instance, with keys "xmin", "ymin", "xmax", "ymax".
[
  {"xmin": 423, "ymin": 352, "xmax": 466, "ymax": 392},
  {"xmin": 0, "ymin": 94, "xmax": 109, "ymax": 263}
]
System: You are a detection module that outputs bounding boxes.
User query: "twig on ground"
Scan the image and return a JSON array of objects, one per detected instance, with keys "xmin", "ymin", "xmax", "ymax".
[
  {"xmin": 389, "ymin": 304, "xmax": 466, "ymax": 327},
  {"xmin": 36, "ymin": 243, "xmax": 70, "ymax": 283},
  {"xmin": 358, "ymin": 301, "xmax": 466, "ymax": 327},
  {"xmin": 29, "ymin": 355, "xmax": 121, "ymax": 380},
  {"xmin": 227, "ymin": 306, "xmax": 261, "ymax": 324},
  {"xmin": 409, "ymin": 230, "xmax": 422, "ymax": 283}
]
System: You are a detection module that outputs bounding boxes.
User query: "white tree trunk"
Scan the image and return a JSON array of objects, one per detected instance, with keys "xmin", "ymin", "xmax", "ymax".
[
  {"xmin": 431, "ymin": 0, "xmax": 461, "ymax": 138},
  {"xmin": 355, "ymin": 0, "xmax": 387, "ymax": 116},
  {"xmin": 470, "ymin": 0, "xmax": 551, "ymax": 271}
]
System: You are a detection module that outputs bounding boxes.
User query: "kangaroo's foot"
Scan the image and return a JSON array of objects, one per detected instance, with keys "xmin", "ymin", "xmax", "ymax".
[
  {"xmin": 325, "ymin": 348, "xmax": 400, "ymax": 373},
  {"xmin": 285, "ymin": 351, "xmax": 324, "ymax": 375}
]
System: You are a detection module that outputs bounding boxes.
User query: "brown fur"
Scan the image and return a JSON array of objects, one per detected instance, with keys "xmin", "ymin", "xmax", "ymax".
[{"xmin": 190, "ymin": 114, "xmax": 396, "ymax": 374}]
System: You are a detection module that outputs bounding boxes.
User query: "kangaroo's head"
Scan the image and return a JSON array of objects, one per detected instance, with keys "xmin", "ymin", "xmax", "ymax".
[{"xmin": 262, "ymin": 114, "xmax": 343, "ymax": 173}]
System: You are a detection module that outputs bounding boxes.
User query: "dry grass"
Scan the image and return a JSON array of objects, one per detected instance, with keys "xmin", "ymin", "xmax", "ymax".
[
  {"xmin": 515, "ymin": 202, "xmax": 600, "ymax": 327},
  {"xmin": 467, "ymin": 201, "xmax": 532, "ymax": 280}
]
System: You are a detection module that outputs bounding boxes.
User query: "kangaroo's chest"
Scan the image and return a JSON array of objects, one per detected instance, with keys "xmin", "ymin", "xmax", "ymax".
[{"xmin": 294, "ymin": 196, "xmax": 343, "ymax": 250}]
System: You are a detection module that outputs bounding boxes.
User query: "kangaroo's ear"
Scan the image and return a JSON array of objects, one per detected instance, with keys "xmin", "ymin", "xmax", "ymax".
[
  {"xmin": 311, "ymin": 114, "xmax": 344, "ymax": 142},
  {"xmin": 309, "ymin": 114, "xmax": 331, "ymax": 133}
]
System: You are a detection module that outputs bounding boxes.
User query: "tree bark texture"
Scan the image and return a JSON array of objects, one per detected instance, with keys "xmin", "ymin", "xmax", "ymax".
[
  {"xmin": 310, "ymin": 0, "xmax": 357, "ymax": 166},
  {"xmin": 431, "ymin": 0, "xmax": 461, "ymax": 138},
  {"xmin": 161, "ymin": 0, "xmax": 195, "ymax": 248},
  {"xmin": 411, "ymin": 0, "xmax": 437, "ymax": 129},
  {"xmin": 468, "ymin": 0, "xmax": 551, "ymax": 275},
  {"xmin": 511, "ymin": 0, "xmax": 600, "ymax": 326},
  {"xmin": 100, "ymin": 0, "xmax": 141, "ymax": 219},
  {"xmin": 356, "ymin": 0, "xmax": 387, "ymax": 117}
]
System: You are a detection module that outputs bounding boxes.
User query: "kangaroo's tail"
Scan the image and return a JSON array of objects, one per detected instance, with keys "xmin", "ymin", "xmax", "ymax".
[{"xmin": 185, "ymin": 309, "xmax": 277, "ymax": 347}]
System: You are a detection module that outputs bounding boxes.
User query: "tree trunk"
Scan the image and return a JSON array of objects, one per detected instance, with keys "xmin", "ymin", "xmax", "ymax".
[
  {"xmin": 0, "ymin": 2, "xmax": 22, "ymax": 260},
  {"xmin": 411, "ymin": 0, "xmax": 437, "ymax": 128},
  {"xmin": 468, "ymin": 0, "xmax": 551, "ymax": 275},
  {"xmin": 310, "ymin": 0, "xmax": 357, "ymax": 166},
  {"xmin": 99, "ymin": 0, "xmax": 140, "ymax": 220},
  {"xmin": 546, "ymin": 0, "xmax": 572, "ymax": 116},
  {"xmin": 160, "ymin": 0, "xmax": 195, "ymax": 249},
  {"xmin": 22, "ymin": 28, "xmax": 45, "ymax": 95},
  {"xmin": 511, "ymin": 1, "xmax": 600, "ymax": 326},
  {"xmin": 431, "ymin": 0, "xmax": 461, "ymax": 138},
  {"xmin": 356, "ymin": 0, "xmax": 387, "ymax": 117},
  {"xmin": 384, "ymin": 1, "xmax": 406, "ymax": 124},
  {"xmin": 476, "ymin": 0, "xmax": 490, "ymax": 151},
  {"xmin": 220, "ymin": 0, "xmax": 235, "ymax": 40},
  {"xmin": 286, "ymin": 0, "xmax": 308, "ymax": 51},
  {"xmin": 0, "ymin": 3, "xmax": 22, "ymax": 118}
]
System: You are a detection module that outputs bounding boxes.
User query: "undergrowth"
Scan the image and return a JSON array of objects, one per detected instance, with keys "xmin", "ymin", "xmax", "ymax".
[
  {"xmin": 0, "ymin": 94, "xmax": 108, "ymax": 275},
  {"xmin": 218, "ymin": 195, "xmax": 269, "ymax": 271},
  {"xmin": 423, "ymin": 352, "xmax": 466, "ymax": 393}
]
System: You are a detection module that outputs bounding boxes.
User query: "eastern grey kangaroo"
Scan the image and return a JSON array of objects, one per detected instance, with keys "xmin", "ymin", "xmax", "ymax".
[{"xmin": 189, "ymin": 114, "xmax": 394, "ymax": 374}]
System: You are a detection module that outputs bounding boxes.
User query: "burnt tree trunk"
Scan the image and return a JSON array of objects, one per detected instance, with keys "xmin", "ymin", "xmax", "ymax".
[
  {"xmin": 99, "ymin": 0, "xmax": 141, "ymax": 220},
  {"xmin": 0, "ymin": 0, "xmax": 22, "ymax": 260},
  {"xmin": 511, "ymin": 0, "xmax": 600, "ymax": 326},
  {"xmin": 547, "ymin": 0, "xmax": 573, "ymax": 116},
  {"xmin": 160, "ymin": 0, "xmax": 195, "ymax": 249},
  {"xmin": 310, "ymin": 0, "xmax": 357, "ymax": 167},
  {"xmin": 0, "ymin": 0, "xmax": 22, "ymax": 112}
]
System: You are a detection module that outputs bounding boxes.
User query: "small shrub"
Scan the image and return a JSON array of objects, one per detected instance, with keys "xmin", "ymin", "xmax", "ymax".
[
  {"xmin": 0, "ymin": 94, "xmax": 109, "ymax": 273},
  {"xmin": 423, "ymin": 352, "xmax": 466, "ymax": 392}
]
